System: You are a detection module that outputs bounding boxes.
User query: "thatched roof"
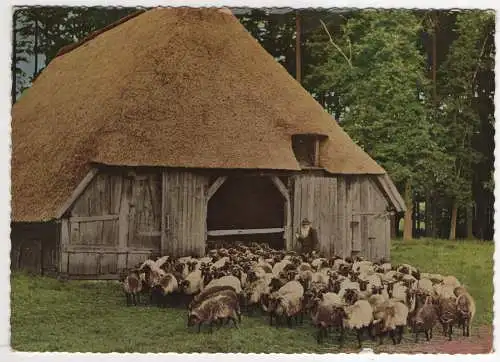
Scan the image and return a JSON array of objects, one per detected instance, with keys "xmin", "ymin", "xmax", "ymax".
[{"xmin": 11, "ymin": 7, "xmax": 387, "ymax": 222}]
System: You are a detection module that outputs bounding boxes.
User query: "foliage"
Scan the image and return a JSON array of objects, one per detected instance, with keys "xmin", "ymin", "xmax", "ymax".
[
  {"xmin": 436, "ymin": 10, "xmax": 495, "ymax": 206},
  {"xmin": 307, "ymin": 10, "xmax": 449, "ymax": 195},
  {"xmin": 10, "ymin": 239, "xmax": 493, "ymax": 352}
]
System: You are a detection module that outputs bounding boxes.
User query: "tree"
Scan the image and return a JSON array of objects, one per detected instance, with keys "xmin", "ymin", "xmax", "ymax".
[
  {"xmin": 437, "ymin": 10, "xmax": 495, "ymax": 240},
  {"xmin": 307, "ymin": 9, "xmax": 449, "ymax": 240}
]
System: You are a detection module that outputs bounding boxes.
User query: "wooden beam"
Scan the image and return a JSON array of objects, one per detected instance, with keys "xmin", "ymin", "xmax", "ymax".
[
  {"xmin": 269, "ymin": 176, "xmax": 292, "ymax": 250},
  {"xmin": 161, "ymin": 170, "xmax": 168, "ymax": 254},
  {"xmin": 270, "ymin": 176, "xmax": 290, "ymax": 201},
  {"xmin": 376, "ymin": 174, "xmax": 406, "ymax": 213},
  {"xmin": 60, "ymin": 218, "xmax": 70, "ymax": 274},
  {"xmin": 206, "ymin": 176, "xmax": 227, "ymax": 201},
  {"xmin": 69, "ymin": 215, "xmax": 119, "ymax": 223},
  {"xmin": 138, "ymin": 231, "xmax": 161, "ymax": 237},
  {"xmin": 314, "ymin": 138, "xmax": 320, "ymax": 167},
  {"xmin": 117, "ymin": 178, "xmax": 131, "ymax": 271},
  {"xmin": 56, "ymin": 168, "xmax": 98, "ymax": 219},
  {"xmin": 207, "ymin": 228, "xmax": 284, "ymax": 236}
]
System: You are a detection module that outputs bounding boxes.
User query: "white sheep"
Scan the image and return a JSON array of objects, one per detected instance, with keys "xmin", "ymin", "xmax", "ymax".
[
  {"xmin": 353, "ymin": 260, "xmax": 375, "ymax": 275},
  {"xmin": 272, "ymin": 259, "xmax": 292, "ymax": 276},
  {"xmin": 416, "ymin": 278, "xmax": 434, "ymax": 295},
  {"xmin": 204, "ymin": 275, "xmax": 242, "ymax": 294},
  {"xmin": 212, "ymin": 256, "xmax": 230, "ymax": 269},
  {"xmin": 434, "ymin": 283, "xmax": 455, "ymax": 299},
  {"xmin": 181, "ymin": 269, "xmax": 203, "ymax": 295},
  {"xmin": 343, "ymin": 299, "xmax": 374, "ymax": 348},
  {"xmin": 442, "ymin": 275, "xmax": 461, "ymax": 288},
  {"xmin": 311, "ymin": 258, "xmax": 327, "ymax": 271},
  {"xmin": 390, "ymin": 282, "xmax": 408, "ymax": 302},
  {"xmin": 372, "ymin": 299, "xmax": 409, "ymax": 345},
  {"xmin": 311, "ymin": 271, "xmax": 329, "ymax": 285}
]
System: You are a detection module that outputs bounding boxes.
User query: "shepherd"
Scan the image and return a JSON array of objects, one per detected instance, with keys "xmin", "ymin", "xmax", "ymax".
[{"xmin": 295, "ymin": 218, "xmax": 319, "ymax": 255}]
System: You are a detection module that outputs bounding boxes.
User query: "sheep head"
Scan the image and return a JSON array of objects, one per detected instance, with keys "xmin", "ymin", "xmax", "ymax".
[{"xmin": 343, "ymin": 288, "xmax": 359, "ymax": 305}]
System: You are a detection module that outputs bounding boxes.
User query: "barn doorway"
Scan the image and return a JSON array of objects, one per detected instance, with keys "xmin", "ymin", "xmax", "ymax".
[{"xmin": 206, "ymin": 175, "xmax": 287, "ymax": 250}]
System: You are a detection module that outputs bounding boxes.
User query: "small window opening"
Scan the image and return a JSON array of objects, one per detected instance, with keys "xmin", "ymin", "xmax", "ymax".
[{"xmin": 292, "ymin": 134, "xmax": 322, "ymax": 168}]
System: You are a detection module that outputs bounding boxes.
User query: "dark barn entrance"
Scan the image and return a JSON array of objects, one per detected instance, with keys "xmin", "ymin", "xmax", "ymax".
[{"xmin": 207, "ymin": 176, "xmax": 286, "ymax": 250}]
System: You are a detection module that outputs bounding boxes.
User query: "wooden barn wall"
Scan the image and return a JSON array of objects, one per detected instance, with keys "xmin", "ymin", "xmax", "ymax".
[
  {"xmin": 61, "ymin": 170, "xmax": 162, "ymax": 278},
  {"xmin": 291, "ymin": 174, "xmax": 390, "ymax": 260},
  {"xmin": 10, "ymin": 222, "xmax": 59, "ymax": 275},
  {"xmin": 348, "ymin": 176, "xmax": 390, "ymax": 261},
  {"xmin": 292, "ymin": 174, "xmax": 340, "ymax": 256},
  {"xmin": 163, "ymin": 170, "xmax": 210, "ymax": 258}
]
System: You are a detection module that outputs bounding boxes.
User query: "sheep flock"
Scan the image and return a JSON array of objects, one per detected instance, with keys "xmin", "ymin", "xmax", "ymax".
[{"xmin": 119, "ymin": 242, "xmax": 476, "ymax": 349}]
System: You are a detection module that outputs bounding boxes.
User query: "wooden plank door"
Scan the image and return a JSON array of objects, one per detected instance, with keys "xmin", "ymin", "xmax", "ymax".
[
  {"xmin": 128, "ymin": 173, "xmax": 162, "ymax": 253},
  {"xmin": 164, "ymin": 171, "xmax": 209, "ymax": 258}
]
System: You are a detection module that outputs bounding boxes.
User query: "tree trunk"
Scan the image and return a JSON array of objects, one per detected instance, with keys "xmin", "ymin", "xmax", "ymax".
[
  {"xmin": 403, "ymin": 181, "xmax": 413, "ymax": 240},
  {"xmin": 467, "ymin": 204, "xmax": 474, "ymax": 239},
  {"xmin": 11, "ymin": 11, "xmax": 17, "ymax": 105},
  {"xmin": 412, "ymin": 201, "xmax": 417, "ymax": 238},
  {"xmin": 425, "ymin": 194, "xmax": 431, "ymax": 237},
  {"xmin": 449, "ymin": 201, "xmax": 458, "ymax": 240},
  {"xmin": 390, "ymin": 214, "xmax": 396, "ymax": 239},
  {"xmin": 295, "ymin": 10, "xmax": 301, "ymax": 84},
  {"xmin": 34, "ymin": 15, "xmax": 39, "ymax": 77}
]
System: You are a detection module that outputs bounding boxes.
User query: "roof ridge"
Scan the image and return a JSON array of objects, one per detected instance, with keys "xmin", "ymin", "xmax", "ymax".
[{"xmin": 54, "ymin": 9, "xmax": 147, "ymax": 60}]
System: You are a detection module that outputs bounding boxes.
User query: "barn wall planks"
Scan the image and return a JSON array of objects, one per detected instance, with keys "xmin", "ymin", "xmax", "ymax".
[
  {"xmin": 351, "ymin": 176, "xmax": 390, "ymax": 261},
  {"xmin": 62, "ymin": 169, "xmax": 165, "ymax": 277},
  {"xmin": 291, "ymin": 174, "xmax": 340, "ymax": 256},
  {"xmin": 164, "ymin": 170, "xmax": 210, "ymax": 258},
  {"xmin": 291, "ymin": 174, "xmax": 391, "ymax": 260},
  {"xmin": 10, "ymin": 222, "xmax": 59, "ymax": 275}
]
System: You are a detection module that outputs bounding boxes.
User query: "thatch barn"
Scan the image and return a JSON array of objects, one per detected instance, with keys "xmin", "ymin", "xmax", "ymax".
[{"xmin": 11, "ymin": 7, "xmax": 405, "ymax": 279}]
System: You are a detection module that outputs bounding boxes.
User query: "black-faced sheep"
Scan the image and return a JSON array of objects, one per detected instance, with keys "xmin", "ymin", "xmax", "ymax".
[
  {"xmin": 309, "ymin": 295, "xmax": 347, "ymax": 344},
  {"xmin": 343, "ymin": 299, "xmax": 374, "ymax": 348},
  {"xmin": 372, "ymin": 300, "xmax": 409, "ymax": 345}
]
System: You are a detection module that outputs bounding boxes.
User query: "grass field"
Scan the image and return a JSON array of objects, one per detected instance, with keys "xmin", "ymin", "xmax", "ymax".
[{"xmin": 10, "ymin": 238, "xmax": 494, "ymax": 353}]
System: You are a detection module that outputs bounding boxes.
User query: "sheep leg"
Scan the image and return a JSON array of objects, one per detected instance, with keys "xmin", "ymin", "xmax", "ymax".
[
  {"xmin": 209, "ymin": 321, "xmax": 215, "ymax": 334},
  {"xmin": 397, "ymin": 326, "xmax": 404, "ymax": 344},
  {"xmin": 287, "ymin": 316, "xmax": 293, "ymax": 328},
  {"xmin": 448, "ymin": 324, "xmax": 453, "ymax": 341},
  {"xmin": 466, "ymin": 320, "xmax": 470, "ymax": 337},
  {"xmin": 369, "ymin": 325, "xmax": 376, "ymax": 341},
  {"xmin": 415, "ymin": 331, "xmax": 419, "ymax": 343},
  {"xmin": 197, "ymin": 323, "xmax": 202, "ymax": 333},
  {"xmin": 338, "ymin": 325, "xmax": 345, "ymax": 343},
  {"xmin": 390, "ymin": 330, "xmax": 397, "ymax": 345},
  {"xmin": 316, "ymin": 327, "xmax": 323, "ymax": 344},
  {"xmin": 378, "ymin": 333, "xmax": 384, "ymax": 346},
  {"xmin": 430, "ymin": 327, "xmax": 433, "ymax": 339},
  {"xmin": 425, "ymin": 330, "xmax": 430, "ymax": 341},
  {"xmin": 356, "ymin": 328, "xmax": 363, "ymax": 349},
  {"xmin": 269, "ymin": 313, "xmax": 273, "ymax": 326},
  {"xmin": 230, "ymin": 316, "xmax": 239, "ymax": 329}
]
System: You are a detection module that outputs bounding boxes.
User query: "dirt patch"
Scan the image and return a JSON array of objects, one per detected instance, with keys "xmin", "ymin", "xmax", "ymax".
[{"xmin": 373, "ymin": 325, "xmax": 494, "ymax": 354}]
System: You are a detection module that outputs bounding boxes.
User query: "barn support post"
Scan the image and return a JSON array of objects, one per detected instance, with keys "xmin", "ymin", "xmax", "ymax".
[
  {"xmin": 161, "ymin": 169, "xmax": 168, "ymax": 255},
  {"xmin": 270, "ymin": 176, "xmax": 292, "ymax": 250},
  {"xmin": 117, "ymin": 177, "xmax": 131, "ymax": 271},
  {"xmin": 205, "ymin": 176, "xmax": 228, "ymax": 242},
  {"xmin": 59, "ymin": 218, "xmax": 70, "ymax": 276}
]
